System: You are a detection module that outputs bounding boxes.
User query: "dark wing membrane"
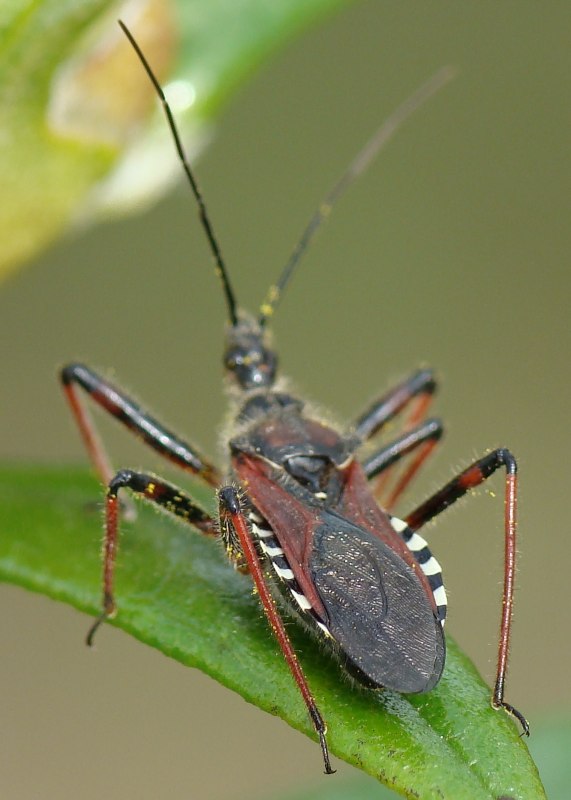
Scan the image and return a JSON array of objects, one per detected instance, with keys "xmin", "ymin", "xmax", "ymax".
[{"xmin": 310, "ymin": 516, "xmax": 445, "ymax": 693}]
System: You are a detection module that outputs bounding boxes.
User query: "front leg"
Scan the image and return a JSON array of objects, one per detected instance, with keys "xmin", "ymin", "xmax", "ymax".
[
  {"xmin": 405, "ymin": 448, "xmax": 529, "ymax": 736},
  {"xmin": 87, "ymin": 469, "xmax": 216, "ymax": 645},
  {"xmin": 353, "ymin": 368, "xmax": 437, "ymax": 442},
  {"xmin": 353, "ymin": 369, "xmax": 441, "ymax": 508},
  {"xmin": 61, "ymin": 363, "xmax": 221, "ymax": 488}
]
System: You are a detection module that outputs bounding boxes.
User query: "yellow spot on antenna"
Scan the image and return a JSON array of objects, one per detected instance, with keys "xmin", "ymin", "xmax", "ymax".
[{"xmin": 260, "ymin": 285, "xmax": 281, "ymax": 318}]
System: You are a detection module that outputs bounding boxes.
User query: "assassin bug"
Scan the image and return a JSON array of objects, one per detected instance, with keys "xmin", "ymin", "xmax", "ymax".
[{"xmin": 60, "ymin": 22, "xmax": 529, "ymax": 774}]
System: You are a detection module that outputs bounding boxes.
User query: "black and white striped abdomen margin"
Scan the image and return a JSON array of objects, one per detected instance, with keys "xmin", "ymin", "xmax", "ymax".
[
  {"xmin": 248, "ymin": 511, "xmax": 332, "ymax": 637},
  {"xmin": 389, "ymin": 515, "xmax": 447, "ymax": 626},
  {"xmin": 248, "ymin": 509, "xmax": 446, "ymax": 632}
]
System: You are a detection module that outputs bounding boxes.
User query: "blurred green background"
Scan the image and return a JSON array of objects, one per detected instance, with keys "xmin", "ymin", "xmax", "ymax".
[{"xmin": 1, "ymin": 2, "xmax": 569, "ymax": 798}]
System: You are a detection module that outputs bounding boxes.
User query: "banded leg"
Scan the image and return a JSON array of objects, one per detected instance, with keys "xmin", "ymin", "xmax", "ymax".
[
  {"xmin": 61, "ymin": 363, "xmax": 221, "ymax": 489},
  {"xmin": 354, "ymin": 369, "xmax": 440, "ymax": 507},
  {"xmin": 218, "ymin": 486, "xmax": 334, "ymax": 775},
  {"xmin": 361, "ymin": 418, "xmax": 443, "ymax": 510},
  {"xmin": 354, "ymin": 368, "xmax": 437, "ymax": 441},
  {"xmin": 405, "ymin": 448, "xmax": 529, "ymax": 736},
  {"xmin": 87, "ymin": 469, "xmax": 216, "ymax": 645}
]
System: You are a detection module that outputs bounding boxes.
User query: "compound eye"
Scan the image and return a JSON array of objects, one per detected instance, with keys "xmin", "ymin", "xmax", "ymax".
[
  {"xmin": 225, "ymin": 347, "xmax": 264, "ymax": 369},
  {"xmin": 224, "ymin": 349, "xmax": 245, "ymax": 370}
]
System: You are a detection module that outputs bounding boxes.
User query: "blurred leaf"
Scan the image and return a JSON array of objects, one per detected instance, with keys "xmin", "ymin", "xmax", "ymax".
[
  {"xmin": 0, "ymin": 0, "xmax": 347, "ymax": 278},
  {"xmin": 0, "ymin": 465, "xmax": 546, "ymax": 799},
  {"xmin": 527, "ymin": 717, "xmax": 571, "ymax": 800}
]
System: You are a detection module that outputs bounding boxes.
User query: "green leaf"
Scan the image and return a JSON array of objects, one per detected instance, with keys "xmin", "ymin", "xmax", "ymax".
[
  {"xmin": 0, "ymin": 0, "xmax": 347, "ymax": 278},
  {"xmin": 276, "ymin": 773, "xmax": 396, "ymax": 800},
  {"xmin": 0, "ymin": 465, "xmax": 545, "ymax": 799},
  {"xmin": 275, "ymin": 717, "xmax": 571, "ymax": 800}
]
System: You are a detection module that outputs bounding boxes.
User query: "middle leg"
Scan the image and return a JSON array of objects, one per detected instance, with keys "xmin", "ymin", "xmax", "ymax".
[{"xmin": 361, "ymin": 417, "xmax": 443, "ymax": 511}]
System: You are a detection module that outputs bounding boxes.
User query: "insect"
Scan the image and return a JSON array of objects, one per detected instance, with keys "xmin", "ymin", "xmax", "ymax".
[{"xmin": 60, "ymin": 22, "xmax": 529, "ymax": 774}]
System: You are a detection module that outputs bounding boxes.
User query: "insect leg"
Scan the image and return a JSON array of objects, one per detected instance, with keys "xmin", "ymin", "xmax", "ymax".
[
  {"xmin": 354, "ymin": 369, "xmax": 439, "ymax": 501},
  {"xmin": 354, "ymin": 369, "xmax": 441, "ymax": 507},
  {"xmin": 353, "ymin": 368, "xmax": 437, "ymax": 442},
  {"xmin": 61, "ymin": 363, "xmax": 222, "ymax": 488},
  {"xmin": 218, "ymin": 486, "xmax": 335, "ymax": 775},
  {"xmin": 362, "ymin": 418, "xmax": 443, "ymax": 510},
  {"xmin": 87, "ymin": 469, "xmax": 216, "ymax": 646},
  {"xmin": 405, "ymin": 448, "xmax": 529, "ymax": 736}
]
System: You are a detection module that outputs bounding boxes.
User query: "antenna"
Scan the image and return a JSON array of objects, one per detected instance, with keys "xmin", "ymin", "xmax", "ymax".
[
  {"xmin": 119, "ymin": 20, "xmax": 239, "ymax": 326},
  {"xmin": 258, "ymin": 66, "xmax": 456, "ymax": 327}
]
